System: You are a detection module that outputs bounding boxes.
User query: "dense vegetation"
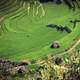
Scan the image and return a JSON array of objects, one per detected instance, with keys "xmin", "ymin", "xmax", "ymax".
[{"xmin": 0, "ymin": 49, "xmax": 80, "ymax": 80}]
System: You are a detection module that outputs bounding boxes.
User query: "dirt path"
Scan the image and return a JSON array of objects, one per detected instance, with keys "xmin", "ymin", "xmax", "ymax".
[
  {"xmin": 59, "ymin": 38, "xmax": 80, "ymax": 56},
  {"xmin": 68, "ymin": 39, "xmax": 80, "ymax": 52}
]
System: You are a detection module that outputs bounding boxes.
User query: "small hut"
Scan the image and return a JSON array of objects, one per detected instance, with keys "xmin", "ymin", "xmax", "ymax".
[
  {"xmin": 50, "ymin": 41, "xmax": 60, "ymax": 48},
  {"xmin": 17, "ymin": 65, "xmax": 26, "ymax": 74},
  {"xmin": 19, "ymin": 60, "xmax": 31, "ymax": 66}
]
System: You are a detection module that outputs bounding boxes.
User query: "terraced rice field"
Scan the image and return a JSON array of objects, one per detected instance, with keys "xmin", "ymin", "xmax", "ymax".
[{"xmin": 0, "ymin": 0, "xmax": 80, "ymax": 60}]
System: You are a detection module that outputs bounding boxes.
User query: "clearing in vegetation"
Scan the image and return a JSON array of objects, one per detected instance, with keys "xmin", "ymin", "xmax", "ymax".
[{"xmin": 0, "ymin": 1, "xmax": 80, "ymax": 60}]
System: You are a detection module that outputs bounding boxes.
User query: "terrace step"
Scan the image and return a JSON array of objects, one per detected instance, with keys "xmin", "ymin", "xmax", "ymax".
[{"xmin": 0, "ymin": 0, "xmax": 23, "ymax": 17}]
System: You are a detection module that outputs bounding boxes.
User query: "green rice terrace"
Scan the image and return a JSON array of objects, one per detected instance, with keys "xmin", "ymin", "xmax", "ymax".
[{"xmin": 0, "ymin": 0, "xmax": 80, "ymax": 61}]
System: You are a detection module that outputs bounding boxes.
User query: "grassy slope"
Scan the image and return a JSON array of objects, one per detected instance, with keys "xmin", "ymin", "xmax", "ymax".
[{"xmin": 0, "ymin": 3, "xmax": 80, "ymax": 60}]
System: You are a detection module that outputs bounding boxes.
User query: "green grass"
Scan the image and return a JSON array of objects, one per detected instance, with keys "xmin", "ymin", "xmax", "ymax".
[{"xmin": 0, "ymin": 3, "xmax": 80, "ymax": 60}]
